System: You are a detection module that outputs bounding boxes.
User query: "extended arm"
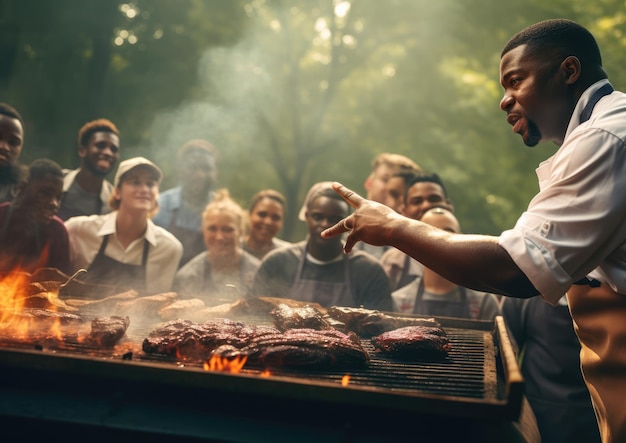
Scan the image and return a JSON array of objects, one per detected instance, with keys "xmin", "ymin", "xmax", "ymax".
[{"xmin": 322, "ymin": 182, "xmax": 538, "ymax": 298}]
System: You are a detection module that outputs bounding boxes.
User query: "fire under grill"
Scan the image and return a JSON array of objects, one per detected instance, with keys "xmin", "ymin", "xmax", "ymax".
[{"xmin": 0, "ymin": 315, "xmax": 533, "ymax": 443}]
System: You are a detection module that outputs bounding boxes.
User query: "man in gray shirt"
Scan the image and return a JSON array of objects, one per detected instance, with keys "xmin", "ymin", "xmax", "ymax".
[{"xmin": 58, "ymin": 118, "xmax": 120, "ymax": 220}]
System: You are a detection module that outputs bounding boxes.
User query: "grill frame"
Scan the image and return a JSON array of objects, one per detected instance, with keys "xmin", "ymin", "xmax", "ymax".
[{"xmin": 0, "ymin": 315, "xmax": 523, "ymax": 422}]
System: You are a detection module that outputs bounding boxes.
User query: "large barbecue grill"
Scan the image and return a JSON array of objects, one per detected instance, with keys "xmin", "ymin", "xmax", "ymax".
[{"xmin": 0, "ymin": 308, "xmax": 539, "ymax": 443}]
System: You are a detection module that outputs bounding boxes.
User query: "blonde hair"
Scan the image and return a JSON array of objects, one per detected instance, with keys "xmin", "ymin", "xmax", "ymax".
[
  {"xmin": 370, "ymin": 152, "xmax": 422, "ymax": 175},
  {"xmin": 202, "ymin": 188, "xmax": 245, "ymax": 234}
]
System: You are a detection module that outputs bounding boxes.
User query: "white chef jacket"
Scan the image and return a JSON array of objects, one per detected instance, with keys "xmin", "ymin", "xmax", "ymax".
[{"xmin": 499, "ymin": 79, "xmax": 626, "ymax": 304}]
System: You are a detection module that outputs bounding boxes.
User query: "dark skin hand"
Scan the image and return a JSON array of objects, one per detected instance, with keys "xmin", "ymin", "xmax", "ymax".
[{"xmin": 321, "ymin": 182, "xmax": 538, "ymax": 299}]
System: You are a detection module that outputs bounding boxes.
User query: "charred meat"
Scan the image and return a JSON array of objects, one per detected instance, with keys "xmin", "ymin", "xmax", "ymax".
[
  {"xmin": 270, "ymin": 303, "xmax": 331, "ymax": 331},
  {"xmin": 327, "ymin": 306, "xmax": 440, "ymax": 337},
  {"xmin": 371, "ymin": 326, "xmax": 451, "ymax": 360},
  {"xmin": 142, "ymin": 318, "xmax": 369, "ymax": 369},
  {"xmin": 211, "ymin": 328, "xmax": 369, "ymax": 369},
  {"xmin": 1, "ymin": 307, "xmax": 86, "ymax": 326},
  {"xmin": 142, "ymin": 318, "xmax": 280, "ymax": 360},
  {"xmin": 89, "ymin": 315, "xmax": 130, "ymax": 347}
]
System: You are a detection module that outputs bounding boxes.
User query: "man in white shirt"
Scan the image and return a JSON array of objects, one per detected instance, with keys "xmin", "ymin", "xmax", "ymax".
[{"xmin": 323, "ymin": 19, "xmax": 626, "ymax": 443}]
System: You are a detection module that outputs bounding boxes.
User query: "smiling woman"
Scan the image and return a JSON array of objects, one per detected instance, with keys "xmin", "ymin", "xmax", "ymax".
[
  {"xmin": 243, "ymin": 189, "xmax": 292, "ymax": 260},
  {"xmin": 172, "ymin": 188, "xmax": 261, "ymax": 306},
  {"xmin": 65, "ymin": 157, "xmax": 183, "ymax": 297}
]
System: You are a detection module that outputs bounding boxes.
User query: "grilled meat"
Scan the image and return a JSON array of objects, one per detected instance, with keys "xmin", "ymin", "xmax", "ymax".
[
  {"xmin": 64, "ymin": 289, "xmax": 140, "ymax": 311},
  {"xmin": 158, "ymin": 298, "xmax": 207, "ymax": 322},
  {"xmin": 270, "ymin": 303, "xmax": 331, "ymax": 331},
  {"xmin": 225, "ymin": 297, "xmax": 328, "ymax": 321},
  {"xmin": 371, "ymin": 326, "xmax": 451, "ymax": 359},
  {"xmin": 89, "ymin": 315, "xmax": 130, "ymax": 347},
  {"xmin": 142, "ymin": 318, "xmax": 369, "ymax": 368},
  {"xmin": 211, "ymin": 328, "xmax": 369, "ymax": 369},
  {"xmin": 142, "ymin": 318, "xmax": 280, "ymax": 360},
  {"xmin": 1, "ymin": 307, "xmax": 86, "ymax": 326},
  {"xmin": 115, "ymin": 292, "xmax": 178, "ymax": 318},
  {"xmin": 327, "ymin": 306, "xmax": 440, "ymax": 337}
]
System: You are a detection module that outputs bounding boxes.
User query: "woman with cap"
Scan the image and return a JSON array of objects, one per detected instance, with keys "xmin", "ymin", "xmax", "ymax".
[
  {"xmin": 252, "ymin": 181, "xmax": 392, "ymax": 310},
  {"xmin": 65, "ymin": 157, "xmax": 183, "ymax": 296}
]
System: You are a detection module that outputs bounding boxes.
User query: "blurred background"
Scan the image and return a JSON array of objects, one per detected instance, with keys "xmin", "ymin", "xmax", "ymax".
[{"xmin": 1, "ymin": 0, "xmax": 625, "ymax": 241}]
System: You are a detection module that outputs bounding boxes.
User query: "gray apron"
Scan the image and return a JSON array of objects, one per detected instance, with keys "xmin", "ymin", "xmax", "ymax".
[
  {"xmin": 412, "ymin": 278, "xmax": 468, "ymax": 318},
  {"xmin": 288, "ymin": 244, "xmax": 354, "ymax": 307}
]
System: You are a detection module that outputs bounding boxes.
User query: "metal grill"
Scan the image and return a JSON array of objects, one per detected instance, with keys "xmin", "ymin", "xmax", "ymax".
[{"xmin": 0, "ymin": 316, "xmax": 521, "ymax": 420}]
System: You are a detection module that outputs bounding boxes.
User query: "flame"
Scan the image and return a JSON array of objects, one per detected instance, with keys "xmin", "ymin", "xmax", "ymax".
[
  {"xmin": 0, "ymin": 267, "xmax": 66, "ymax": 340},
  {"xmin": 203, "ymin": 355, "xmax": 248, "ymax": 373},
  {"xmin": 341, "ymin": 375, "xmax": 350, "ymax": 386},
  {"xmin": 260, "ymin": 370, "xmax": 271, "ymax": 377},
  {"xmin": 0, "ymin": 270, "xmax": 33, "ymax": 336}
]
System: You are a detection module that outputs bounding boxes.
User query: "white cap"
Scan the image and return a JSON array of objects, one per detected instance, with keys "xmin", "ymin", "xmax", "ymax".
[
  {"xmin": 113, "ymin": 157, "xmax": 162, "ymax": 188},
  {"xmin": 297, "ymin": 181, "xmax": 334, "ymax": 221}
]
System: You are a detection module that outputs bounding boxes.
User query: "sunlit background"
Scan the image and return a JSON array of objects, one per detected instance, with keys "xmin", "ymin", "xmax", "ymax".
[{"xmin": 1, "ymin": 0, "xmax": 625, "ymax": 240}]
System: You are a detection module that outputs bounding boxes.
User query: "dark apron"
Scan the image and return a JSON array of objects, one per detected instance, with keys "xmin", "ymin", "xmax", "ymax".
[
  {"xmin": 84, "ymin": 235, "xmax": 149, "ymax": 291},
  {"xmin": 288, "ymin": 244, "xmax": 354, "ymax": 307},
  {"xmin": 412, "ymin": 278, "xmax": 468, "ymax": 318}
]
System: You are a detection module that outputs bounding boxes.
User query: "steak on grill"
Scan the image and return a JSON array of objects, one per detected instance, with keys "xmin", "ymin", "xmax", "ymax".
[
  {"xmin": 211, "ymin": 328, "xmax": 369, "ymax": 369},
  {"xmin": 270, "ymin": 303, "xmax": 331, "ymax": 331},
  {"xmin": 89, "ymin": 315, "xmax": 130, "ymax": 347},
  {"xmin": 142, "ymin": 318, "xmax": 369, "ymax": 369},
  {"xmin": 327, "ymin": 306, "xmax": 440, "ymax": 337},
  {"xmin": 371, "ymin": 326, "xmax": 451, "ymax": 359},
  {"xmin": 142, "ymin": 318, "xmax": 280, "ymax": 360}
]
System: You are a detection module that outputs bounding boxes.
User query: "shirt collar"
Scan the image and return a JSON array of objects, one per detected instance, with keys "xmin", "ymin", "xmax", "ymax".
[
  {"xmin": 96, "ymin": 211, "xmax": 158, "ymax": 246},
  {"xmin": 565, "ymin": 79, "xmax": 611, "ymax": 139}
]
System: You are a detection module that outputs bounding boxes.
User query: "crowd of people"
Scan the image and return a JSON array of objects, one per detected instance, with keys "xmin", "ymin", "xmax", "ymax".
[{"xmin": 0, "ymin": 18, "xmax": 616, "ymax": 443}]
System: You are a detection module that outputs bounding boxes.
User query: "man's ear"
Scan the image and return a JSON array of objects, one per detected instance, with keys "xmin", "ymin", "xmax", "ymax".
[
  {"xmin": 78, "ymin": 145, "xmax": 87, "ymax": 159},
  {"xmin": 561, "ymin": 56, "xmax": 581, "ymax": 85}
]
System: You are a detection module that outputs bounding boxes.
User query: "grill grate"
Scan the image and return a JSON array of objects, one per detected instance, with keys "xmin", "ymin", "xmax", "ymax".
[
  {"xmin": 135, "ymin": 327, "xmax": 495, "ymax": 401},
  {"xmin": 0, "ymin": 316, "xmax": 522, "ymax": 423},
  {"xmin": 0, "ymin": 326, "xmax": 495, "ymax": 401}
]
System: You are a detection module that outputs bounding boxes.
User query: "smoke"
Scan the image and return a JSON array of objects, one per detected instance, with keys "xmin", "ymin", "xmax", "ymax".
[{"xmin": 145, "ymin": 23, "xmax": 277, "ymax": 192}]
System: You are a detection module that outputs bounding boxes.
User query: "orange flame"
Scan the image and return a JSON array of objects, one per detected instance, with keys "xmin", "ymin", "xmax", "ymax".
[
  {"xmin": 341, "ymin": 375, "xmax": 350, "ymax": 386},
  {"xmin": 203, "ymin": 355, "xmax": 248, "ymax": 373},
  {"xmin": 0, "ymin": 267, "xmax": 67, "ymax": 340},
  {"xmin": 0, "ymin": 270, "xmax": 34, "ymax": 337},
  {"xmin": 260, "ymin": 370, "xmax": 271, "ymax": 377}
]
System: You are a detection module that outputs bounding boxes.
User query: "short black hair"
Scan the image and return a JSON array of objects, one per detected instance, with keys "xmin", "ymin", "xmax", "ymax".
[
  {"xmin": 249, "ymin": 189, "xmax": 287, "ymax": 213},
  {"xmin": 0, "ymin": 103, "xmax": 24, "ymax": 126},
  {"xmin": 28, "ymin": 158, "xmax": 63, "ymax": 183},
  {"xmin": 77, "ymin": 118, "xmax": 119, "ymax": 148},
  {"xmin": 501, "ymin": 19, "xmax": 603, "ymax": 70},
  {"xmin": 406, "ymin": 173, "xmax": 449, "ymax": 198}
]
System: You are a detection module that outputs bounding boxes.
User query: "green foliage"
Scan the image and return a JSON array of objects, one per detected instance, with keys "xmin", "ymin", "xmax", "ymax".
[{"xmin": 3, "ymin": 0, "xmax": 626, "ymax": 240}]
